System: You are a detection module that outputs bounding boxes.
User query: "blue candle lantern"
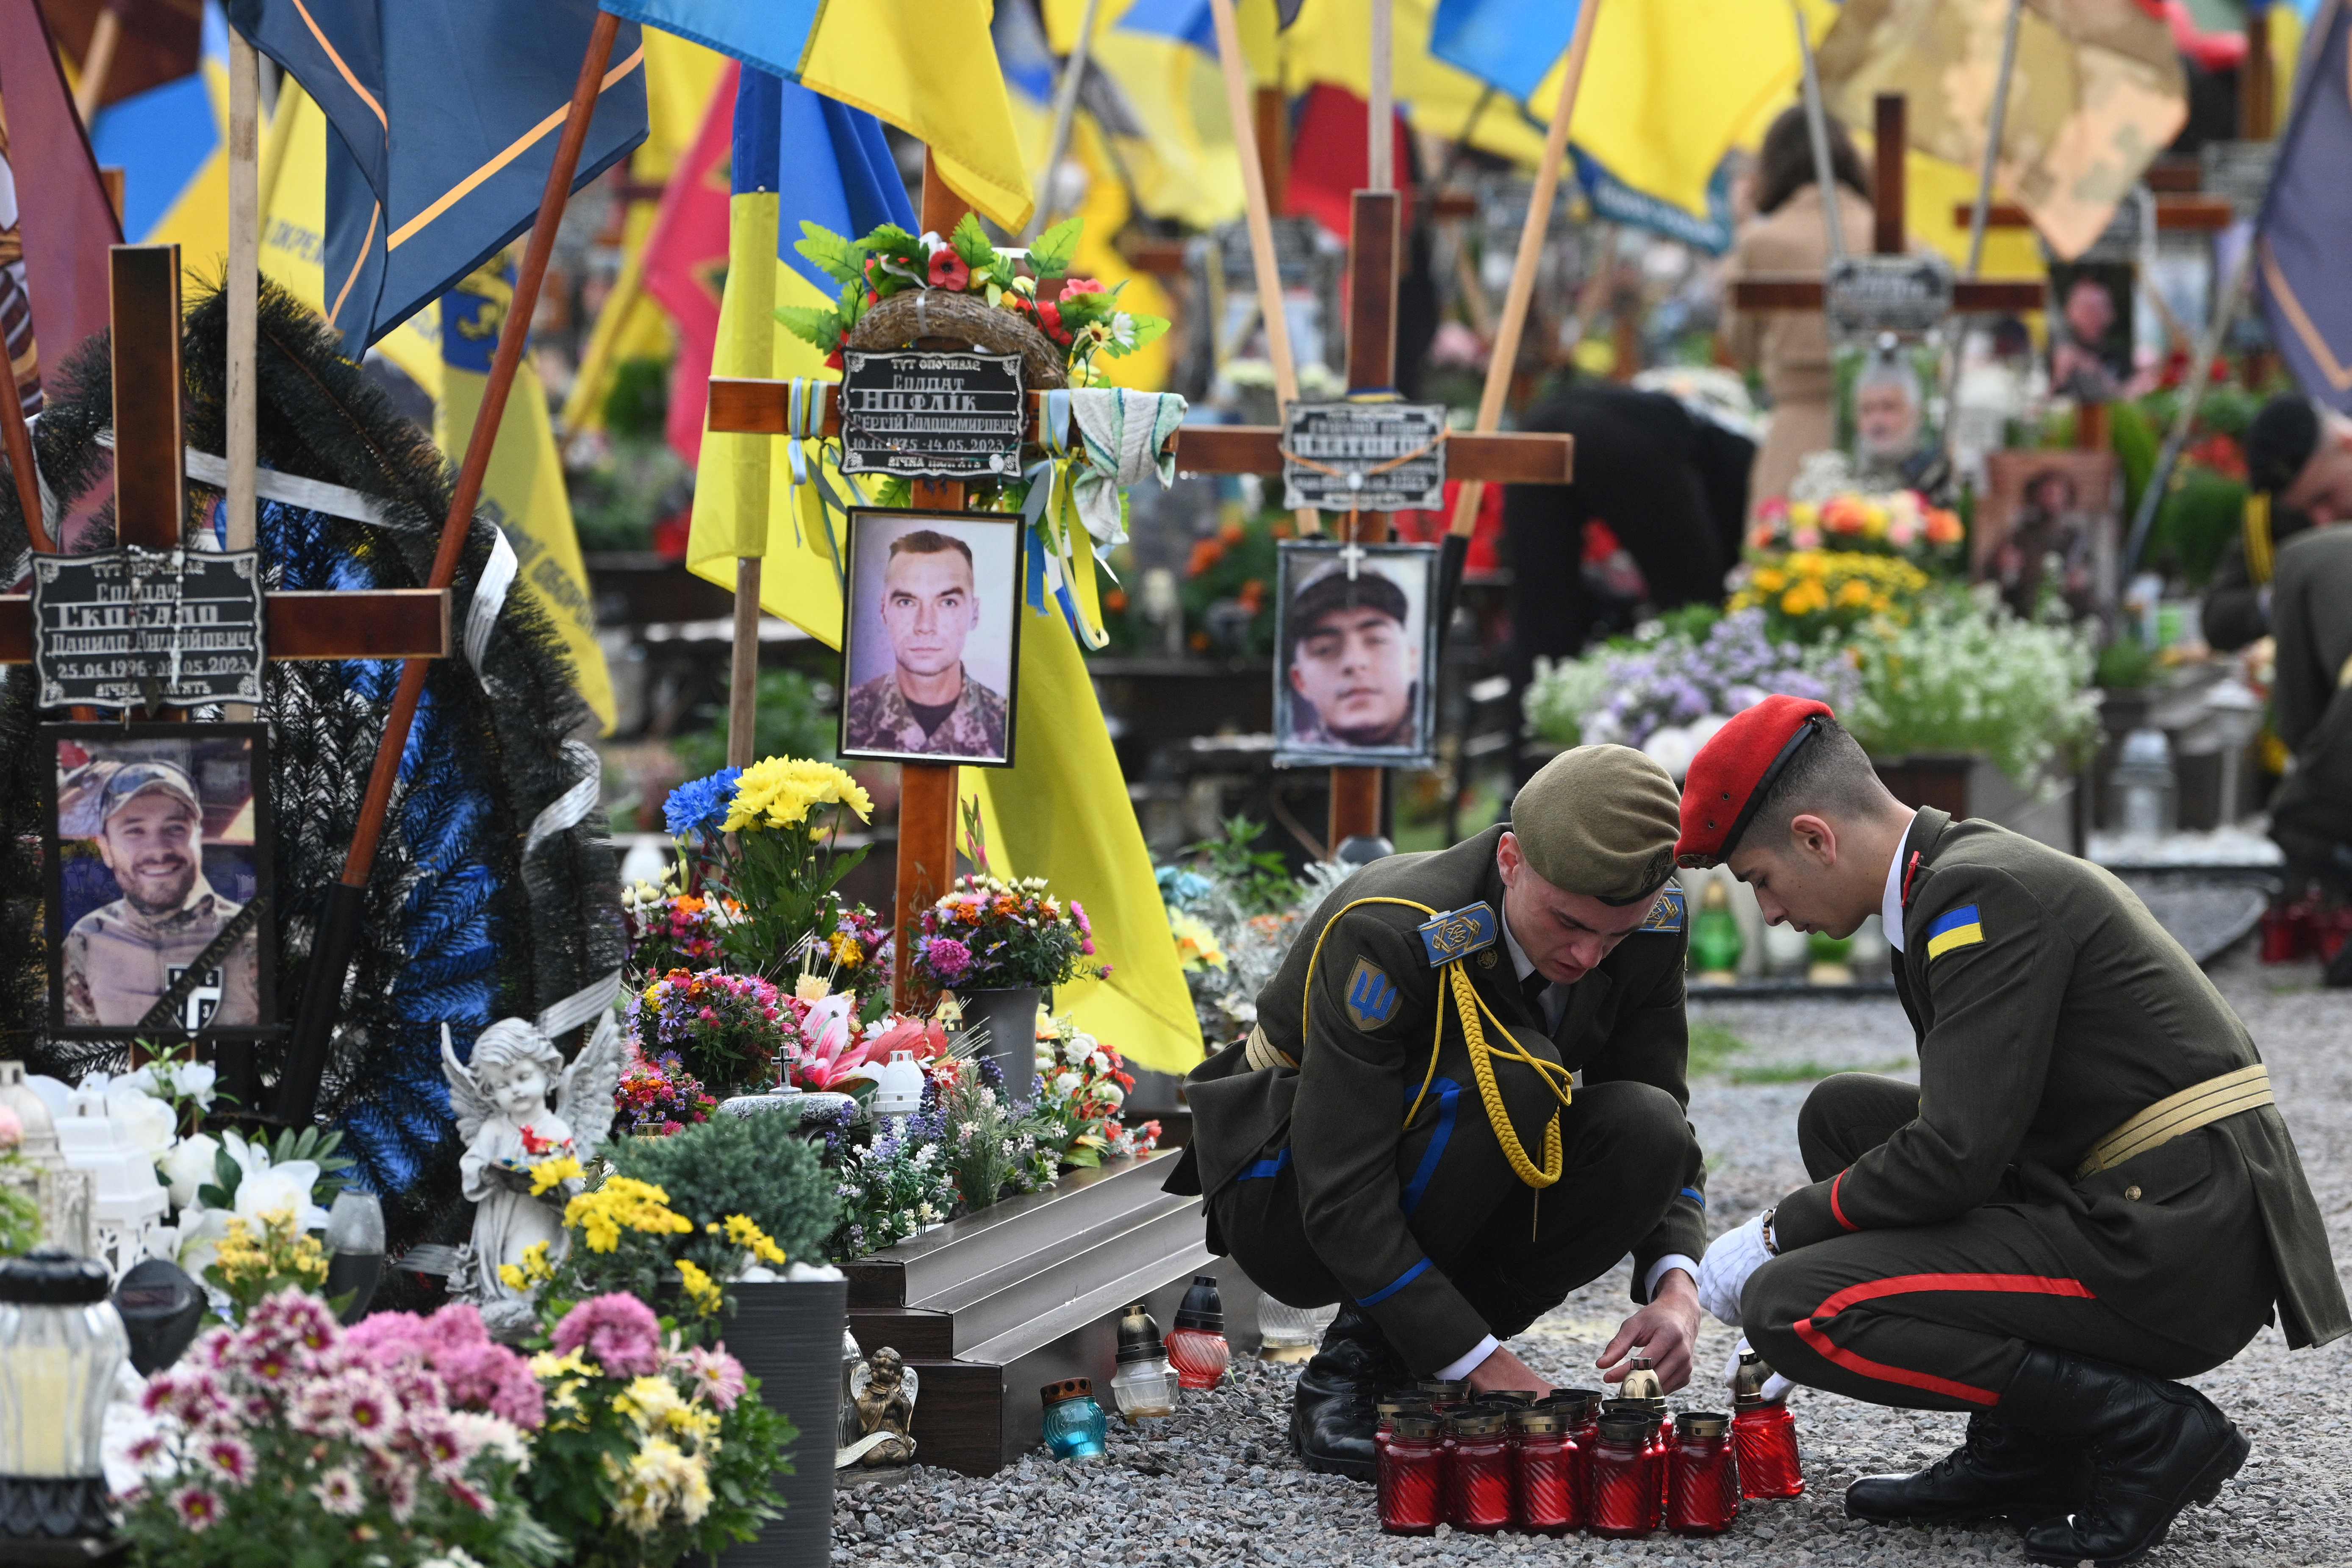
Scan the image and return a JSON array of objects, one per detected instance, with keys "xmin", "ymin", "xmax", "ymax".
[{"xmin": 1040, "ymin": 1377, "xmax": 1109, "ymax": 1460}]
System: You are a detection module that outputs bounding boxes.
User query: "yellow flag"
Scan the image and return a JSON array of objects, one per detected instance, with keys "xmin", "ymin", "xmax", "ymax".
[{"xmin": 799, "ymin": 0, "xmax": 1037, "ymax": 232}]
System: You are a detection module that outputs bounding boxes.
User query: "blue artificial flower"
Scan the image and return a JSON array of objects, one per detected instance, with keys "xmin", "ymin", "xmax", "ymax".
[{"xmin": 663, "ymin": 766, "xmax": 743, "ymax": 838}]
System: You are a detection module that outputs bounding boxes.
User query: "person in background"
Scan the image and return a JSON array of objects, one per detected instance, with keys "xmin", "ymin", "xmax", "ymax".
[
  {"xmin": 2261, "ymin": 523, "xmax": 2352, "ymax": 984},
  {"xmin": 1501, "ymin": 379, "xmax": 1754, "ymax": 783},
  {"xmin": 1723, "ymin": 105, "xmax": 1876, "ymax": 508},
  {"xmin": 2203, "ymin": 395, "xmax": 2341, "ymax": 652}
]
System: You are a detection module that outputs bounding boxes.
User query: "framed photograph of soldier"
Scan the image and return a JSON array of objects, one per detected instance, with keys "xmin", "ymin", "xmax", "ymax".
[
  {"xmin": 1974, "ymin": 450, "xmax": 2122, "ymax": 624},
  {"xmin": 838, "ymin": 509, "xmax": 1023, "ymax": 768},
  {"xmin": 1272, "ymin": 540, "xmax": 1439, "ymax": 769},
  {"xmin": 2045, "ymin": 261, "xmax": 2136, "ymax": 403},
  {"xmin": 42, "ymin": 723, "xmax": 277, "ymax": 1038}
]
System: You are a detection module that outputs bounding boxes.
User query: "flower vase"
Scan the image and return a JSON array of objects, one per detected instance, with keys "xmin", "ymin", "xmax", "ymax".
[
  {"xmin": 718, "ymin": 1276, "xmax": 848, "ymax": 1568},
  {"xmin": 956, "ymin": 987, "xmax": 1043, "ymax": 1102}
]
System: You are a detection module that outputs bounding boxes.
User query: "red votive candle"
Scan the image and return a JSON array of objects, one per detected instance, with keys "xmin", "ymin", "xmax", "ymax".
[
  {"xmin": 1444, "ymin": 1408, "xmax": 1514, "ymax": 1533},
  {"xmin": 1666, "ymin": 1411, "xmax": 1740, "ymax": 1534},
  {"xmin": 1512, "ymin": 1406, "xmax": 1575, "ymax": 1535},
  {"xmin": 1378, "ymin": 1413, "xmax": 1447, "ymax": 1535},
  {"xmin": 1586, "ymin": 1412, "xmax": 1659, "ymax": 1538},
  {"xmin": 1556, "ymin": 1390, "xmax": 1602, "ymax": 1526},
  {"xmin": 1733, "ymin": 1399, "xmax": 1805, "ymax": 1499}
]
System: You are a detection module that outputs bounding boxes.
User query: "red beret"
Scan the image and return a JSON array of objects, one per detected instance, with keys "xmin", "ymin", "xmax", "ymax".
[{"xmin": 1675, "ymin": 696, "xmax": 1833, "ymax": 867}]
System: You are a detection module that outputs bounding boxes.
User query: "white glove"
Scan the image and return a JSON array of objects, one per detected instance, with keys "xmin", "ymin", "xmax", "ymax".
[
  {"xmin": 1725, "ymin": 1335, "xmax": 1793, "ymax": 1403},
  {"xmin": 1696, "ymin": 1214, "xmax": 1771, "ymax": 1326}
]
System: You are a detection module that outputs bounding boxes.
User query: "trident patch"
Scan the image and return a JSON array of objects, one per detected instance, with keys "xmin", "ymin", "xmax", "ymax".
[{"xmin": 1345, "ymin": 957, "xmax": 1400, "ymax": 1031}]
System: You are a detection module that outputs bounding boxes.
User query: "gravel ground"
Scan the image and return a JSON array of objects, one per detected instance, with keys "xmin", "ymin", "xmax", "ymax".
[{"xmin": 834, "ymin": 944, "xmax": 2352, "ymax": 1566}]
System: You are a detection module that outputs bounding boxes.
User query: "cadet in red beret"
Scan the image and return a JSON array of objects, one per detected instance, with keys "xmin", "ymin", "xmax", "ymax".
[{"xmin": 1675, "ymin": 699, "xmax": 2346, "ymax": 1567}]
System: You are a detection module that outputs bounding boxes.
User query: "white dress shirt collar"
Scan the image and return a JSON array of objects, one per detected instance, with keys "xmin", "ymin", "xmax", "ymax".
[{"xmin": 1882, "ymin": 809, "xmax": 1920, "ymax": 952}]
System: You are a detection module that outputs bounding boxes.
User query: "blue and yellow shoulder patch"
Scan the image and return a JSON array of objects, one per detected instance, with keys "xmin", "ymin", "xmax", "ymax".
[
  {"xmin": 1638, "ymin": 887, "xmax": 1686, "ymax": 934},
  {"xmin": 1345, "ymin": 957, "xmax": 1400, "ymax": 1031},
  {"xmin": 1417, "ymin": 903, "xmax": 1498, "ymax": 967},
  {"xmin": 1925, "ymin": 903, "xmax": 1985, "ymax": 960}
]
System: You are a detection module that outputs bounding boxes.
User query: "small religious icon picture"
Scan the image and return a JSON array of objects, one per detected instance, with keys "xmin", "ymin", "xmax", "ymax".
[
  {"xmin": 1975, "ymin": 449, "xmax": 2122, "ymax": 624},
  {"xmin": 2045, "ymin": 261, "xmax": 2136, "ymax": 404},
  {"xmin": 1272, "ymin": 539, "xmax": 1439, "ymax": 770},
  {"xmin": 42, "ymin": 723, "xmax": 277, "ymax": 1039},
  {"xmin": 838, "ymin": 509, "xmax": 1024, "ymax": 769}
]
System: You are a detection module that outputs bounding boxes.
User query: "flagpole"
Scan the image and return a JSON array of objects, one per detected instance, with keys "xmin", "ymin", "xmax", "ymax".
[
  {"xmin": 281, "ymin": 9, "xmax": 623, "ymax": 1126},
  {"xmin": 70, "ymin": 3, "xmax": 119, "ymax": 125},
  {"xmin": 226, "ymin": 25, "xmax": 260, "ymax": 557},
  {"xmin": 1439, "ymin": 0, "xmax": 1600, "ymax": 601},
  {"xmin": 1367, "ymin": 0, "xmax": 1393, "ymax": 193},
  {"xmin": 1207, "ymin": 0, "xmax": 1319, "ymax": 536},
  {"xmin": 1027, "ymin": 0, "xmax": 1104, "ymax": 239},
  {"xmin": 1936, "ymin": 0, "xmax": 2025, "ymax": 466}
]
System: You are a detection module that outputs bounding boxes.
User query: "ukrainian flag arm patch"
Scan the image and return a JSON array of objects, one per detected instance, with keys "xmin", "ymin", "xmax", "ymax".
[{"xmin": 1925, "ymin": 903, "xmax": 1985, "ymax": 960}]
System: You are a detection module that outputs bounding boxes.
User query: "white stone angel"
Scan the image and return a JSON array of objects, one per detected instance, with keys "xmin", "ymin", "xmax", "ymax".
[{"xmin": 442, "ymin": 1014, "xmax": 624, "ymax": 1322}]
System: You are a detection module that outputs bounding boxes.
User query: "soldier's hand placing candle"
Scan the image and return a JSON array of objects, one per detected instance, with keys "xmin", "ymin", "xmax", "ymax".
[{"xmin": 1595, "ymin": 1268, "xmax": 1701, "ymax": 1392}]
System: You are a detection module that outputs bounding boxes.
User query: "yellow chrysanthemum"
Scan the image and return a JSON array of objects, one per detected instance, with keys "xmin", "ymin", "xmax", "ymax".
[
  {"xmin": 529, "ymin": 1155, "xmax": 585, "ymax": 1196},
  {"xmin": 723, "ymin": 756, "xmax": 874, "ymax": 833},
  {"xmin": 722, "ymin": 1213, "xmax": 788, "ymax": 1266},
  {"xmin": 675, "ymin": 1258, "xmax": 724, "ymax": 1317}
]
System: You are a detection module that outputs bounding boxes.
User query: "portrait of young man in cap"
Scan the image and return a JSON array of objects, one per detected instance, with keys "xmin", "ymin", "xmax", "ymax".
[
  {"xmin": 55, "ymin": 741, "xmax": 264, "ymax": 1032},
  {"xmin": 840, "ymin": 514, "xmax": 1018, "ymax": 766},
  {"xmin": 1274, "ymin": 544, "xmax": 1437, "ymax": 766}
]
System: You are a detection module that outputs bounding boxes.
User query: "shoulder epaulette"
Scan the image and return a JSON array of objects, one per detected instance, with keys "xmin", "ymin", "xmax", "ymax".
[
  {"xmin": 1416, "ymin": 902, "xmax": 1499, "ymax": 967},
  {"xmin": 1637, "ymin": 886, "xmax": 1686, "ymax": 933}
]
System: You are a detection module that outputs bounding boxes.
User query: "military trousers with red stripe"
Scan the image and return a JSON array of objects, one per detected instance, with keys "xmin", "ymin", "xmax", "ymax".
[{"xmin": 1742, "ymin": 1074, "xmax": 2279, "ymax": 1412}]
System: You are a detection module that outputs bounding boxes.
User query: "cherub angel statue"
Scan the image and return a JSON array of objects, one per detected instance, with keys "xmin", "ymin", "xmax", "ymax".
[
  {"xmin": 442, "ymin": 1013, "xmax": 624, "ymax": 1332},
  {"xmin": 838, "ymin": 1346, "xmax": 920, "ymax": 1468}
]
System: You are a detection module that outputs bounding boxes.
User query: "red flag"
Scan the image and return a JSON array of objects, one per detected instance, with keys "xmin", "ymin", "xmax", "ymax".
[
  {"xmin": 1282, "ymin": 83, "xmax": 1415, "ymax": 244},
  {"xmin": 0, "ymin": 0, "xmax": 124, "ymax": 405},
  {"xmin": 642, "ymin": 60, "xmax": 737, "ymax": 465}
]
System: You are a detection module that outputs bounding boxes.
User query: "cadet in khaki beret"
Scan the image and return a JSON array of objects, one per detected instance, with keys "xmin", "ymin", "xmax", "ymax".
[{"xmin": 1164, "ymin": 746, "xmax": 1709, "ymax": 1479}]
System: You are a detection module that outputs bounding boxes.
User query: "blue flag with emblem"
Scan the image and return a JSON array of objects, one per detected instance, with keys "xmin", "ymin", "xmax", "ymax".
[
  {"xmin": 2256, "ymin": 0, "xmax": 2352, "ymax": 413},
  {"xmin": 226, "ymin": 0, "xmax": 648, "ymax": 359}
]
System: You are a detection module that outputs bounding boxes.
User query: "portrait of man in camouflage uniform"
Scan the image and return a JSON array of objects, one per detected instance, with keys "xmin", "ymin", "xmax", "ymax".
[
  {"xmin": 843, "ymin": 525, "xmax": 1011, "ymax": 763},
  {"xmin": 59, "ymin": 757, "xmax": 261, "ymax": 1031}
]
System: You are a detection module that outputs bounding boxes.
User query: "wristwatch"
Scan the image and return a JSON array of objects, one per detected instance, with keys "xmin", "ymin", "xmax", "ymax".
[{"xmin": 1759, "ymin": 1206, "xmax": 1780, "ymax": 1256}]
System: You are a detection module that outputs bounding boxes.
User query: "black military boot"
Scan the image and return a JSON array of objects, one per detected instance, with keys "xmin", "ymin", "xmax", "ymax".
[
  {"xmin": 1845, "ymin": 1412, "xmax": 2085, "ymax": 1526},
  {"xmin": 1998, "ymin": 1346, "xmax": 2250, "ymax": 1567},
  {"xmin": 1287, "ymin": 1307, "xmax": 1405, "ymax": 1482}
]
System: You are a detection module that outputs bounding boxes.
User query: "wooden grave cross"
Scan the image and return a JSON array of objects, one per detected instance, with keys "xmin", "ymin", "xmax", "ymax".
[
  {"xmin": 1728, "ymin": 93, "xmax": 2047, "ymax": 322},
  {"xmin": 0, "ymin": 245, "xmax": 450, "ymax": 1105},
  {"xmin": 0, "ymin": 246, "xmax": 451, "ymax": 673},
  {"xmin": 1166, "ymin": 187, "xmax": 1575, "ymax": 857}
]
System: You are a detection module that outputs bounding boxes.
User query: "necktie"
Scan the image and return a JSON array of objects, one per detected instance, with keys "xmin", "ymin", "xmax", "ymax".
[{"xmin": 1520, "ymin": 967, "xmax": 1550, "ymax": 1019}]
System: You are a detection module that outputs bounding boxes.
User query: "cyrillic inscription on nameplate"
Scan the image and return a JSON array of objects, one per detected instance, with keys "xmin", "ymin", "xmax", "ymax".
[
  {"xmin": 838, "ymin": 350, "xmax": 1026, "ymax": 480},
  {"xmin": 1281, "ymin": 402, "xmax": 1449, "ymax": 512},
  {"xmin": 1824, "ymin": 255, "xmax": 1956, "ymax": 337},
  {"xmin": 33, "ymin": 547, "xmax": 266, "ymax": 709}
]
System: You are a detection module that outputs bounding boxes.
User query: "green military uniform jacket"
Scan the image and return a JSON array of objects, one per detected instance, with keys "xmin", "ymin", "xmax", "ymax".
[
  {"xmin": 1773, "ymin": 809, "xmax": 2350, "ymax": 1350},
  {"xmin": 1171, "ymin": 825, "xmax": 1708, "ymax": 1361}
]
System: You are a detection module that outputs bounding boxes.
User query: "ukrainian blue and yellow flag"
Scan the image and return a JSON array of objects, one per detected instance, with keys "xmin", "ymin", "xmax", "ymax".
[
  {"xmin": 599, "ymin": 0, "xmax": 1034, "ymax": 233},
  {"xmin": 1925, "ymin": 904, "xmax": 1986, "ymax": 961},
  {"xmin": 226, "ymin": 0, "xmax": 648, "ymax": 358},
  {"xmin": 1031, "ymin": 0, "xmax": 1245, "ymax": 232},
  {"xmin": 89, "ymin": 2, "xmax": 230, "ymax": 292}
]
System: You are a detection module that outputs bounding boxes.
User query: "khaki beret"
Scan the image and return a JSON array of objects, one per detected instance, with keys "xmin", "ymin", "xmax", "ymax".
[{"xmin": 1508, "ymin": 745, "xmax": 1682, "ymax": 905}]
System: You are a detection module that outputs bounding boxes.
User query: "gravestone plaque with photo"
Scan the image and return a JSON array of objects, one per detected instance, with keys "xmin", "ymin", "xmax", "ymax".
[
  {"xmin": 1281, "ymin": 402, "xmax": 1449, "ymax": 512},
  {"xmin": 839, "ymin": 350, "xmax": 1026, "ymax": 480},
  {"xmin": 32, "ymin": 546, "xmax": 265, "ymax": 709}
]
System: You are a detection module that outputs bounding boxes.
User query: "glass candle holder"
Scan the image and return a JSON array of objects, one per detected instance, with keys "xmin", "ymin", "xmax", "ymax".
[
  {"xmin": 1040, "ymin": 1378, "xmax": 1108, "ymax": 1460},
  {"xmin": 0, "ymin": 1249, "xmax": 129, "ymax": 1545},
  {"xmin": 1587, "ymin": 1413, "xmax": 1659, "ymax": 1539},
  {"xmin": 1256, "ymin": 1298, "xmax": 1337, "ymax": 1363},
  {"xmin": 1556, "ymin": 1390, "xmax": 1603, "ymax": 1526},
  {"xmin": 1109, "ymin": 1303, "xmax": 1177, "ymax": 1422},
  {"xmin": 1378, "ymin": 1414, "xmax": 1447, "ymax": 1535},
  {"xmin": 1444, "ymin": 1408, "xmax": 1514, "ymax": 1533},
  {"xmin": 1512, "ymin": 1407, "xmax": 1576, "ymax": 1536},
  {"xmin": 1166, "ymin": 1275, "xmax": 1229, "ymax": 1390},
  {"xmin": 1666, "ymin": 1412, "xmax": 1740, "ymax": 1535},
  {"xmin": 1733, "ymin": 1399, "xmax": 1805, "ymax": 1499}
]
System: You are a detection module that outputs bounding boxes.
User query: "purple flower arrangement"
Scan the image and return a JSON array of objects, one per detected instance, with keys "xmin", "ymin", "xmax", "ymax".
[{"xmin": 1531, "ymin": 609, "xmax": 1859, "ymax": 752}]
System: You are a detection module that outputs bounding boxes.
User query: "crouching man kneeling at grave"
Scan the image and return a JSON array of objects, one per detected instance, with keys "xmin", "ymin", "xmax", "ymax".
[
  {"xmin": 1163, "ymin": 747, "xmax": 1711, "ymax": 1479},
  {"xmin": 1681, "ymin": 698, "xmax": 2350, "ymax": 1568}
]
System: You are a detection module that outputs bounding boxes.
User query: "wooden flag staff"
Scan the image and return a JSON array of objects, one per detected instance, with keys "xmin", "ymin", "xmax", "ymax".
[
  {"xmin": 1207, "ymin": 0, "xmax": 1319, "ymax": 538},
  {"xmin": 1437, "ymin": 0, "xmax": 1602, "ymax": 624},
  {"xmin": 279, "ymin": 11, "xmax": 623, "ymax": 1125}
]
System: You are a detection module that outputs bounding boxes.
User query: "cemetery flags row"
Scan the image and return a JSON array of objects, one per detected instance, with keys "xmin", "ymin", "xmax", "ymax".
[
  {"xmin": 596, "ymin": 0, "xmax": 1036, "ymax": 231},
  {"xmin": 226, "ymin": 0, "xmax": 649, "ymax": 358},
  {"xmin": 2257, "ymin": 0, "xmax": 2352, "ymax": 413}
]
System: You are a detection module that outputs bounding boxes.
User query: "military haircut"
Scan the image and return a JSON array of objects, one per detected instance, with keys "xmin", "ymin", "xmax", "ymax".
[
  {"xmin": 1728, "ymin": 715, "xmax": 1889, "ymax": 858},
  {"xmin": 888, "ymin": 528, "xmax": 975, "ymax": 568}
]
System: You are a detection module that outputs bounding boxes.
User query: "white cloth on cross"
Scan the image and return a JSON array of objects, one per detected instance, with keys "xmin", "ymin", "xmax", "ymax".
[{"xmin": 1066, "ymin": 389, "xmax": 1186, "ymax": 558}]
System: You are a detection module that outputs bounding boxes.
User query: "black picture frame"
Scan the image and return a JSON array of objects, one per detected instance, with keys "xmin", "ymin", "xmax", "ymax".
[
  {"xmin": 836, "ymin": 508, "xmax": 1025, "ymax": 769},
  {"xmin": 1272, "ymin": 540, "xmax": 1440, "ymax": 770},
  {"xmin": 42, "ymin": 722, "xmax": 278, "ymax": 1041}
]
